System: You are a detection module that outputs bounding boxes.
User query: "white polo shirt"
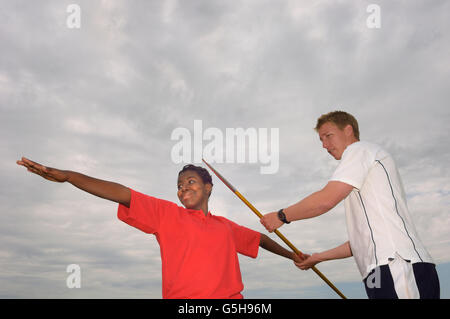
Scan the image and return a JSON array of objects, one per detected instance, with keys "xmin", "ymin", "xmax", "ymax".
[{"xmin": 330, "ymin": 141, "xmax": 433, "ymax": 279}]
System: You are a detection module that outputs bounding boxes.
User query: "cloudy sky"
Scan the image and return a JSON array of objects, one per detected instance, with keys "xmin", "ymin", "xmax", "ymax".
[{"xmin": 1, "ymin": 0, "xmax": 449, "ymax": 299}]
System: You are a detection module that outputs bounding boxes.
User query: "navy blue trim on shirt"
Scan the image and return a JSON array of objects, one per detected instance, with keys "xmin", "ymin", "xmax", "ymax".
[
  {"xmin": 375, "ymin": 160, "xmax": 423, "ymax": 262},
  {"xmin": 357, "ymin": 191, "xmax": 378, "ymax": 266}
]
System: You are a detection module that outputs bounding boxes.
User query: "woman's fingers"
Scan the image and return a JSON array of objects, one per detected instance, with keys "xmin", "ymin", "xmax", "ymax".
[
  {"xmin": 293, "ymin": 253, "xmax": 315, "ymax": 270},
  {"xmin": 18, "ymin": 157, "xmax": 67, "ymax": 183},
  {"xmin": 25, "ymin": 157, "xmax": 43, "ymax": 170},
  {"xmin": 20, "ymin": 157, "xmax": 35, "ymax": 167},
  {"xmin": 16, "ymin": 159, "xmax": 26, "ymax": 166},
  {"xmin": 17, "ymin": 157, "xmax": 32, "ymax": 168},
  {"xmin": 18, "ymin": 157, "xmax": 47, "ymax": 176},
  {"xmin": 18, "ymin": 157, "xmax": 46, "ymax": 171},
  {"xmin": 27, "ymin": 166, "xmax": 43, "ymax": 176}
]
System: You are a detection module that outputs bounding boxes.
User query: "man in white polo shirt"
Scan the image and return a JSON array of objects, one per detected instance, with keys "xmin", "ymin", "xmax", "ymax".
[{"xmin": 261, "ymin": 111, "xmax": 439, "ymax": 299}]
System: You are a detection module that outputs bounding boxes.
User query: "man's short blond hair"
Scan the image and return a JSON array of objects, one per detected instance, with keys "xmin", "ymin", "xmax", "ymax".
[{"xmin": 315, "ymin": 111, "xmax": 360, "ymax": 140}]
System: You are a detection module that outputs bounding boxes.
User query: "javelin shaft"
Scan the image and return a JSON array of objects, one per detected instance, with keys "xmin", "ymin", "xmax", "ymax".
[
  {"xmin": 234, "ymin": 190, "xmax": 300, "ymax": 255},
  {"xmin": 202, "ymin": 159, "xmax": 346, "ymax": 299}
]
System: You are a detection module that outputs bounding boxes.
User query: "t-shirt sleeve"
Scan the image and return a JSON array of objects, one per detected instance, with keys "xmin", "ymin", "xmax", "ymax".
[
  {"xmin": 330, "ymin": 144, "xmax": 374, "ymax": 190},
  {"xmin": 225, "ymin": 219, "xmax": 261, "ymax": 258},
  {"xmin": 117, "ymin": 188, "xmax": 178, "ymax": 234}
]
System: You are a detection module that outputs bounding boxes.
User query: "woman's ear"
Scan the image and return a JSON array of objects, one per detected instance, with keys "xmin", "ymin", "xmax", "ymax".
[{"xmin": 205, "ymin": 183, "xmax": 213, "ymax": 198}]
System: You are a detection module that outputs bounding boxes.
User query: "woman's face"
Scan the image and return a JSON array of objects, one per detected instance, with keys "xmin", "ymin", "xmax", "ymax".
[{"xmin": 177, "ymin": 170, "xmax": 212, "ymax": 210}]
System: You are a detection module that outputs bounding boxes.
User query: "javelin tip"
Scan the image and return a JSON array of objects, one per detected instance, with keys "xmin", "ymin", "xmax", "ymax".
[{"xmin": 202, "ymin": 159, "xmax": 237, "ymax": 193}]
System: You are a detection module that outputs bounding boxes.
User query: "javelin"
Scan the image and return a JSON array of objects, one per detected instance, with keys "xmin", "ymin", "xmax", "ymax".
[{"xmin": 202, "ymin": 159, "xmax": 347, "ymax": 299}]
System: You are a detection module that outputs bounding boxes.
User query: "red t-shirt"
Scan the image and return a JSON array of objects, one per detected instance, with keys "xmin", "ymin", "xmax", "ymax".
[{"xmin": 117, "ymin": 188, "xmax": 261, "ymax": 299}]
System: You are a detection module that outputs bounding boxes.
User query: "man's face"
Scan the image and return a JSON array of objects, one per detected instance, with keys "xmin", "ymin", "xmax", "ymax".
[
  {"xmin": 318, "ymin": 122, "xmax": 353, "ymax": 160},
  {"xmin": 177, "ymin": 170, "xmax": 211, "ymax": 210}
]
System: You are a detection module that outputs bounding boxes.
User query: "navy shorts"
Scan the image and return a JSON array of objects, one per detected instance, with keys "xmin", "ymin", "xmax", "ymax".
[{"xmin": 363, "ymin": 262, "xmax": 440, "ymax": 299}]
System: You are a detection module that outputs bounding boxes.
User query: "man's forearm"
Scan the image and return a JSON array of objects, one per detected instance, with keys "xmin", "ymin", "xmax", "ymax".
[
  {"xmin": 295, "ymin": 241, "xmax": 352, "ymax": 270},
  {"xmin": 66, "ymin": 171, "xmax": 131, "ymax": 207},
  {"xmin": 316, "ymin": 241, "xmax": 353, "ymax": 262},
  {"xmin": 283, "ymin": 181, "xmax": 353, "ymax": 222},
  {"xmin": 284, "ymin": 190, "xmax": 330, "ymax": 222}
]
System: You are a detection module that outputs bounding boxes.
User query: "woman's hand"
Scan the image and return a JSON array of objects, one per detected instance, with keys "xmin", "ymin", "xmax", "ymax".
[
  {"xmin": 291, "ymin": 251, "xmax": 307, "ymax": 264},
  {"xmin": 17, "ymin": 157, "xmax": 69, "ymax": 183},
  {"xmin": 294, "ymin": 253, "xmax": 321, "ymax": 270}
]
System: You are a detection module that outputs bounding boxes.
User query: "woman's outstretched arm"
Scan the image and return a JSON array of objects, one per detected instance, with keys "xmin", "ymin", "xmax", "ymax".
[{"xmin": 17, "ymin": 157, "xmax": 131, "ymax": 207}]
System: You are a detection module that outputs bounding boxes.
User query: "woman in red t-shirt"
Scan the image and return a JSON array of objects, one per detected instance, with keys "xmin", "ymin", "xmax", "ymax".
[{"xmin": 17, "ymin": 157, "xmax": 304, "ymax": 298}]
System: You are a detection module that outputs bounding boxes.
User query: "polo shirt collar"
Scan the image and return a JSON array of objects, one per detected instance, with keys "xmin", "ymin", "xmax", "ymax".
[{"xmin": 186, "ymin": 208, "xmax": 212, "ymax": 218}]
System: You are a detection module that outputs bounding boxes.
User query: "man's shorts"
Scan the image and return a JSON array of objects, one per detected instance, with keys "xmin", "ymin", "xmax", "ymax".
[{"xmin": 363, "ymin": 256, "xmax": 440, "ymax": 299}]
